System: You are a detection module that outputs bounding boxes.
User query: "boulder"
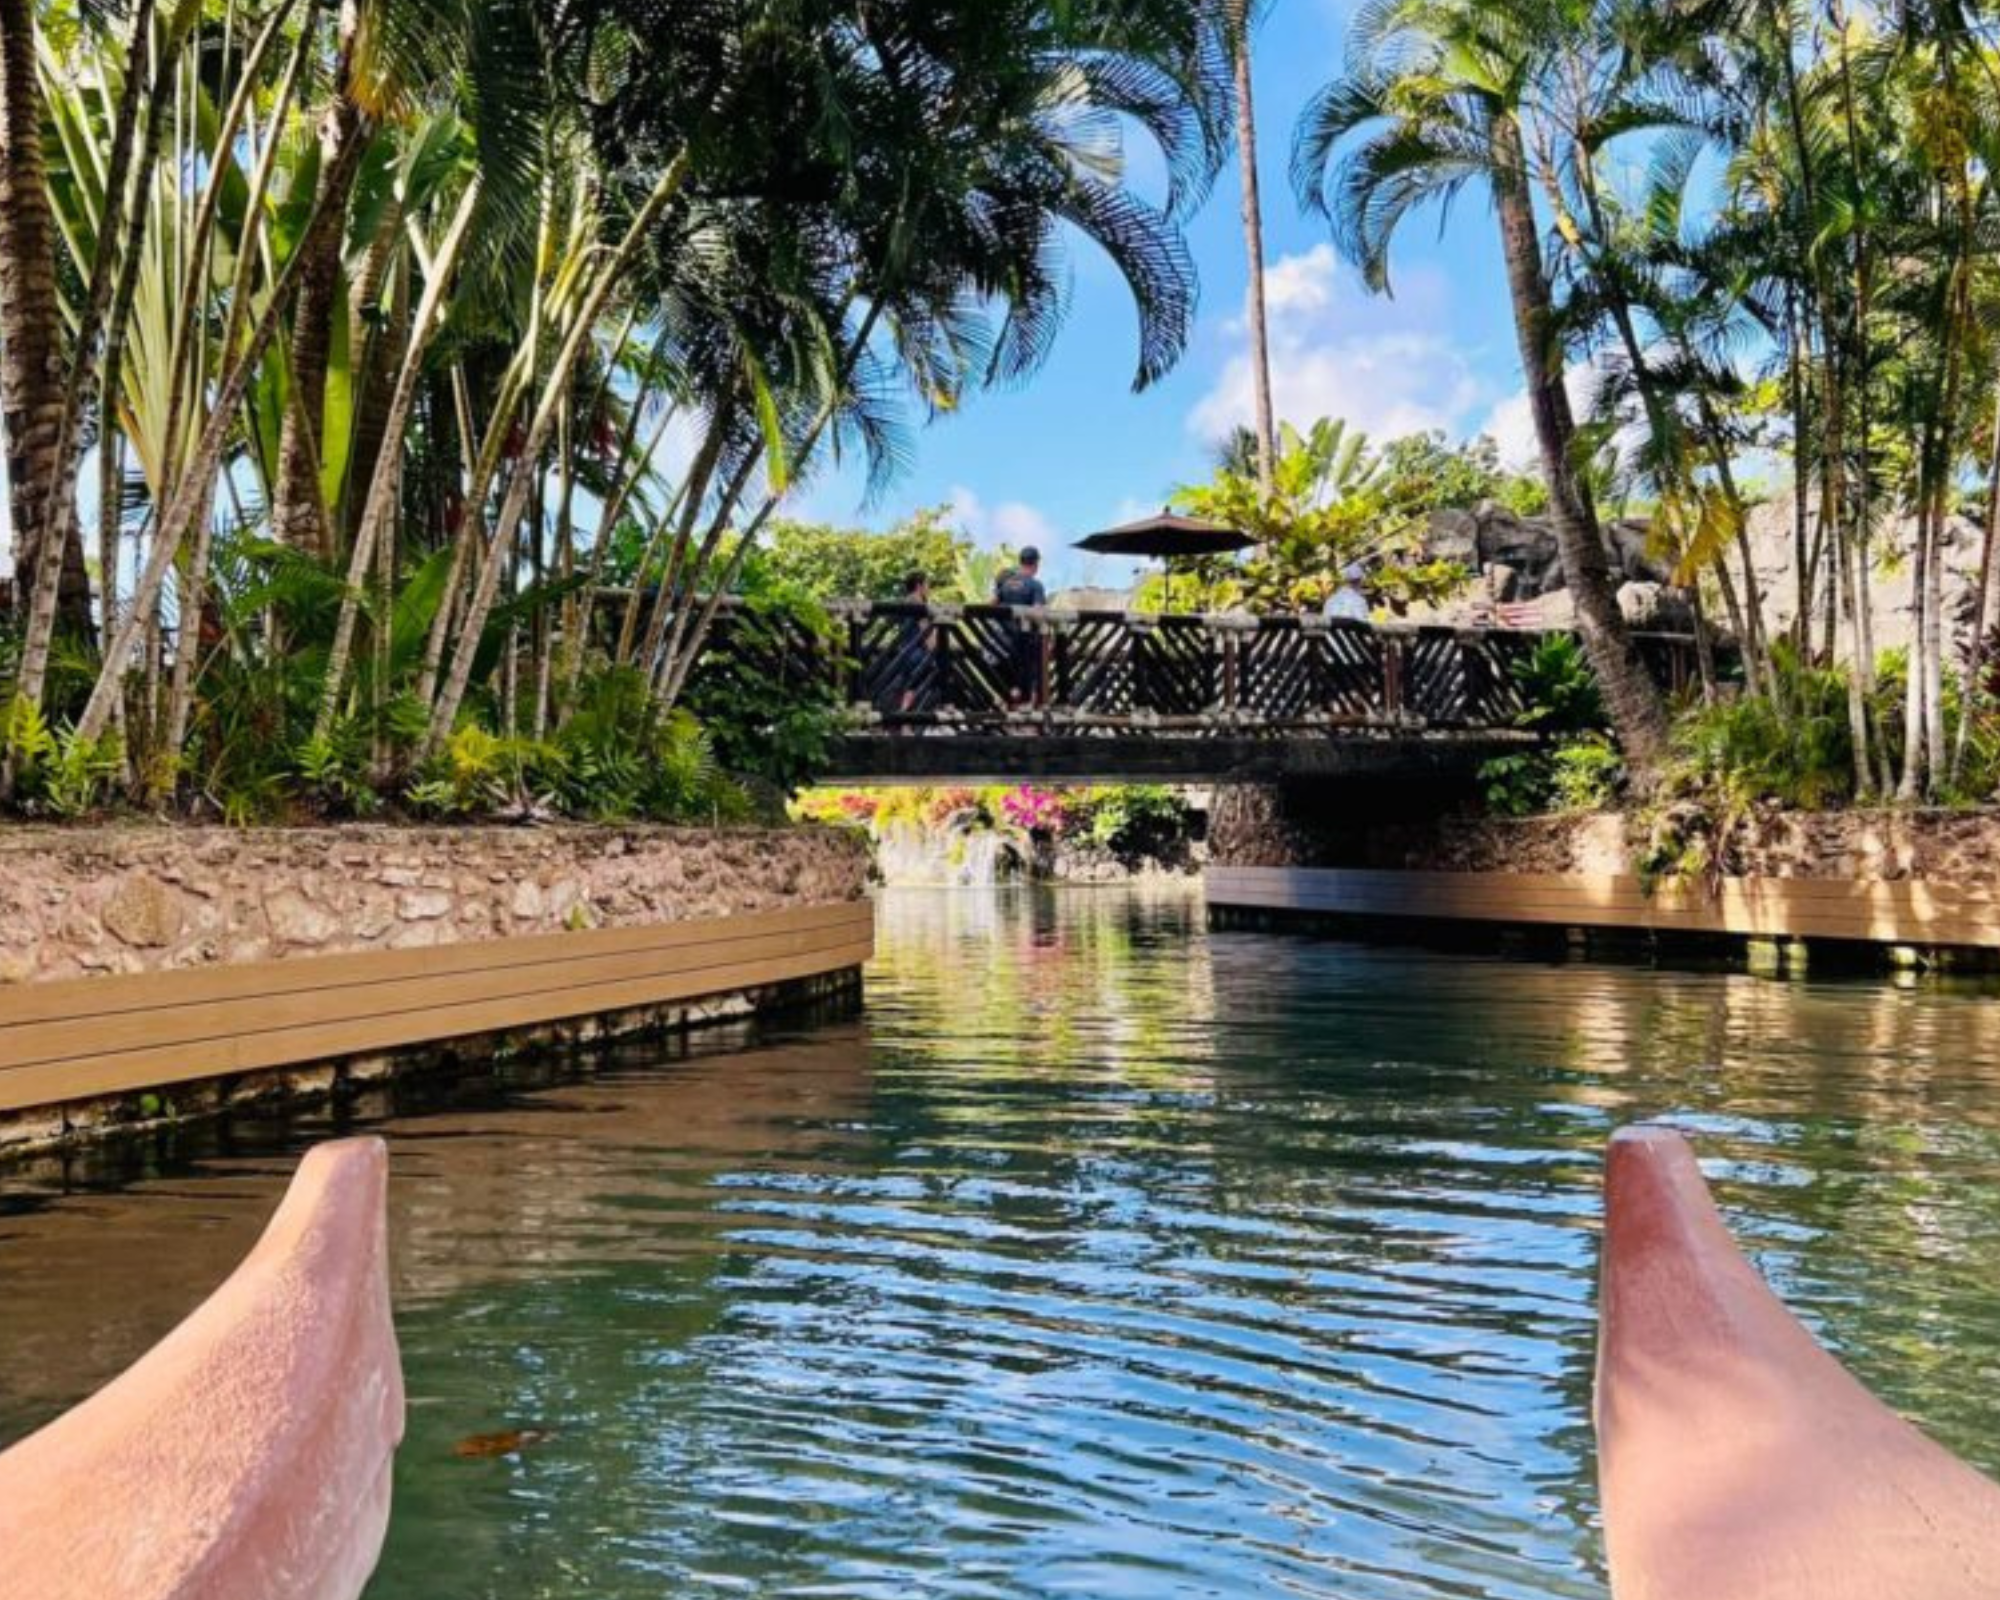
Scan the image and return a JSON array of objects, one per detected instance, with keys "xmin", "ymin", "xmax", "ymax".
[
  {"xmin": 1617, "ymin": 581, "xmax": 1695, "ymax": 632},
  {"xmin": 1426, "ymin": 507, "xmax": 1481, "ymax": 570},
  {"xmin": 1607, "ymin": 519, "xmax": 1674, "ymax": 585},
  {"xmin": 1468, "ymin": 504, "xmax": 1562, "ymax": 592}
]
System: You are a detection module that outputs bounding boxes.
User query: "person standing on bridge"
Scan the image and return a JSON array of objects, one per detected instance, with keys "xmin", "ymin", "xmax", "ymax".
[
  {"xmin": 1324, "ymin": 562, "xmax": 1370, "ymax": 623},
  {"xmin": 890, "ymin": 572, "xmax": 940, "ymax": 721},
  {"xmin": 995, "ymin": 548, "xmax": 1048, "ymax": 707}
]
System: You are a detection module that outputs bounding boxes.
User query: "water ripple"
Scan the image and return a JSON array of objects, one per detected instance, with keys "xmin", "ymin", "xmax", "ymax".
[{"xmin": 9, "ymin": 886, "xmax": 2000, "ymax": 1598}]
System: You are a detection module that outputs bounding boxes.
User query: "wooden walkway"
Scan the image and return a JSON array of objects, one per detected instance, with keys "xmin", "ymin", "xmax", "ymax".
[
  {"xmin": 0, "ymin": 901, "xmax": 873, "ymax": 1115},
  {"xmin": 1206, "ymin": 866, "xmax": 2000, "ymax": 952}
]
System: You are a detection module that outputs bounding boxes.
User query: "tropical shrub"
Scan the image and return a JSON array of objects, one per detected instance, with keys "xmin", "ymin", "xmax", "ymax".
[
  {"xmin": 1478, "ymin": 633, "xmax": 1620, "ymax": 816},
  {"xmin": 1511, "ymin": 633, "xmax": 1606, "ymax": 737},
  {"xmin": 1663, "ymin": 649, "xmax": 1858, "ymax": 813},
  {"xmin": 543, "ymin": 669, "xmax": 744, "ymax": 822},
  {"xmin": 746, "ymin": 510, "xmax": 970, "ymax": 602},
  {"xmin": 1069, "ymin": 785, "xmax": 1192, "ymax": 857},
  {"xmin": 1170, "ymin": 419, "xmax": 1474, "ymax": 614},
  {"xmin": 1549, "ymin": 735, "xmax": 1624, "ymax": 813},
  {"xmin": 2, "ymin": 697, "xmax": 123, "ymax": 819},
  {"xmin": 681, "ymin": 584, "xmax": 848, "ymax": 797},
  {"xmin": 1478, "ymin": 751, "xmax": 1551, "ymax": 819}
]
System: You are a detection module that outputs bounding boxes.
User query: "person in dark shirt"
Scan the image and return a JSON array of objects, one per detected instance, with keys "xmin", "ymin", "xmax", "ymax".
[
  {"xmin": 994, "ymin": 547, "xmax": 1047, "ymax": 707},
  {"xmin": 994, "ymin": 548, "xmax": 1048, "ymax": 609},
  {"xmin": 890, "ymin": 571, "xmax": 938, "ymax": 719}
]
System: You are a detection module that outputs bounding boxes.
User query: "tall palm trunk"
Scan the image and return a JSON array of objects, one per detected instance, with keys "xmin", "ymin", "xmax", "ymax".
[
  {"xmin": 1949, "ymin": 375, "xmax": 2000, "ymax": 788},
  {"xmin": 337, "ymin": 194, "xmax": 407, "ymax": 547},
  {"xmin": 271, "ymin": 5, "xmax": 365, "ymax": 560},
  {"xmin": 0, "ymin": 0, "xmax": 92, "ymax": 645},
  {"xmin": 316, "ymin": 179, "xmax": 481, "ymax": 741},
  {"xmin": 1489, "ymin": 111, "xmax": 1666, "ymax": 771},
  {"xmin": 1229, "ymin": 2, "xmax": 1275, "ymax": 493}
]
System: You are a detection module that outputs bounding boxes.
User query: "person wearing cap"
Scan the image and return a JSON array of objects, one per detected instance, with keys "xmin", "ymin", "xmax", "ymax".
[
  {"xmin": 1324, "ymin": 561, "xmax": 1370, "ymax": 623},
  {"xmin": 994, "ymin": 548, "xmax": 1048, "ymax": 706}
]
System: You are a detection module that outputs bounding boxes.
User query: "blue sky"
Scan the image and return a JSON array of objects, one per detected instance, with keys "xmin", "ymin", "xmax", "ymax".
[{"xmin": 798, "ymin": 0, "xmax": 1536, "ymax": 593}]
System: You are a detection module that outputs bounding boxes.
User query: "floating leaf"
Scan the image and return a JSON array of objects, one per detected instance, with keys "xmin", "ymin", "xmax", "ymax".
[{"xmin": 454, "ymin": 1428, "xmax": 556, "ymax": 1460}]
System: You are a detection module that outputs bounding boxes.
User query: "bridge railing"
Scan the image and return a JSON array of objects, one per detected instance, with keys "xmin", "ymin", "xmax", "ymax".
[{"xmin": 693, "ymin": 600, "xmax": 1701, "ymax": 737}]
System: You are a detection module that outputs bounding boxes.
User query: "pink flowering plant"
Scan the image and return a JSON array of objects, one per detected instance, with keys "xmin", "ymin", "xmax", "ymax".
[{"xmin": 1000, "ymin": 785, "xmax": 1066, "ymax": 836}]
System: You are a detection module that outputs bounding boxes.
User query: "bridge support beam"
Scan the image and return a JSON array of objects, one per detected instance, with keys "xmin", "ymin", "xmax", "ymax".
[
  {"xmin": 821, "ymin": 732, "xmax": 1525, "ymax": 789},
  {"xmin": 1208, "ymin": 773, "xmax": 1480, "ymax": 869}
]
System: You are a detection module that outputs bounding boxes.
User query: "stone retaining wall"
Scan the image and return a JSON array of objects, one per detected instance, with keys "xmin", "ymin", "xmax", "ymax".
[
  {"xmin": 1209, "ymin": 787, "xmax": 2000, "ymax": 885},
  {"xmin": 0, "ymin": 825, "xmax": 871, "ymax": 1154},
  {"xmin": 0, "ymin": 824, "xmax": 869, "ymax": 985}
]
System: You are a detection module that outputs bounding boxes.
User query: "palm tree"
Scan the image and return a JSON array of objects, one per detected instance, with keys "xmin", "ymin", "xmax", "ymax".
[
  {"xmin": 270, "ymin": 2, "xmax": 372, "ymax": 561},
  {"xmin": 548, "ymin": 0, "xmax": 1228, "ymax": 717},
  {"xmin": 2, "ymin": 0, "xmax": 1234, "ymax": 812},
  {"xmin": 1224, "ymin": 0, "xmax": 1277, "ymax": 493},
  {"xmin": 0, "ymin": 0, "xmax": 95, "ymax": 647},
  {"xmin": 1293, "ymin": 0, "xmax": 1669, "ymax": 771}
]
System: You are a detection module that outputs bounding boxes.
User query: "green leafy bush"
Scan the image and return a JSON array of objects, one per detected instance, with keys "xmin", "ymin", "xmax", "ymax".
[
  {"xmin": 544, "ymin": 667, "xmax": 744, "ymax": 822},
  {"xmin": 682, "ymin": 584, "xmax": 848, "ymax": 794},
  {"xmin": 294, "ymin": 719, "xmax": 383, "ymax": 818},
  {"xmin": 4, "ymin": 697, "xmax": 124, "ymax": 817},
  {"xmin": 1664, "ymin": 647, "xmax": 1855, "ymax": 811},
  {"xmin": 1071, "ymin": 785, "xmax": 1192, "ymax": 858},
  {"xmin": 1550, "ymin": 735, "xmax": 1624, "ymax": 812},
  {"xmin": 1477, "ymin": 633, "xmax": 1618, "ymax": 816},
  {"xmin": 1512, "ymin": 632, "xmax": 1606, "ymax": 736},
  {"xmin": 1476, "ymin": 752, "xmax": 1541, "ymax": 817}
]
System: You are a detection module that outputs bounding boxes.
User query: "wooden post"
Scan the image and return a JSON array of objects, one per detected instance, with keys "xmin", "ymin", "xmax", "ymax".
[
  {"xmin": 842, "ymin": 608, "xmax": 863, "ymax": 706},
  {"xmin": 1382, "ymin": 632, "xmax": 1405, "ymax": 726},
  {"xmin": 935, "ymin": 613, "xmax": 954, "ymax": 720},
  {"xmin": 1037, "ymin": 618, "xmax": 1054, "ymax": 717},
  {"xmin": 1050, "ymin": 613, "xmax": 1068, "ymax": 714}
]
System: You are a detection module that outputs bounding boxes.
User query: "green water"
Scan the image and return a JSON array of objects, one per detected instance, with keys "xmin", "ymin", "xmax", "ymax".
[{"xmin": 7, "ymin": 886, "xmax": 2000, "ymax": 1597}]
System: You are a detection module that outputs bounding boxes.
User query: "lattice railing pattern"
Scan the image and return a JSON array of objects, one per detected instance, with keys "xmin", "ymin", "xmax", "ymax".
[{"xmin": 675, "ymin": 598, "xmax": 1704, "ymax": 742}]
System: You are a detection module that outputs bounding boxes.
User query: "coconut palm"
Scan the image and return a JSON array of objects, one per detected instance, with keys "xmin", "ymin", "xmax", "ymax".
[
  {"xmin": 0, "ymin": 0, "xmax": 1233, "ymax": 816},
  {"xmin": 1294, "ymin": 0, "xmax": 1669, "ymax": 771},
  {"xmin": 1222, "ymin": 0, "xmax": 1277, "ymax": 491},
  {"xmin": 540, "ymin": 0, "xmax": 1229, "ymax": 717}
]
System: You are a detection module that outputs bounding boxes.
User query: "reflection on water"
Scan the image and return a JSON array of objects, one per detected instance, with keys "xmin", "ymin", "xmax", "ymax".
[{"xmin": 7, "ymin": 887, "xmax": 2000, "ymax": 1597}]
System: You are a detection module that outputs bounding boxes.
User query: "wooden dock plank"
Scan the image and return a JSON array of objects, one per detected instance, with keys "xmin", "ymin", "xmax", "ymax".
[
  {"xmin": 1205, "ymin": 868, "xmax": 2000, "ymax": 949},
  {"xmin": 0, "ymin": 902, "xmax": 873, "ymax": 1114},
  {"xmin": 0, "ymin": 901, "xmax": 869, "ymax": 1027}
]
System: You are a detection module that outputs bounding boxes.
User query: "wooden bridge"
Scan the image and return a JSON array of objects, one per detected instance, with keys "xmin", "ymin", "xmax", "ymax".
[{"xmin": 696, "ymin": 600, "xmax": 1700, "ymax": 785}]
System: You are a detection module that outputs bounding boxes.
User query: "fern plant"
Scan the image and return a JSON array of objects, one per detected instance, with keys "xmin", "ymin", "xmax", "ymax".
[{"xmin": 295, "ymin": 720, "xmax": 382, "ymax": 818}]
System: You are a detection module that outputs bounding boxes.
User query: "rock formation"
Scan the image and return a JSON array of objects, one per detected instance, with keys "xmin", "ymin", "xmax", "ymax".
[{"xmin": 1409, "ymin": 495, "xmax": 1992, "ymax": 662}]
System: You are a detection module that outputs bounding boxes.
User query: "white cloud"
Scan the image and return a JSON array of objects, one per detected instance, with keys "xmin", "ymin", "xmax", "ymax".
[
  {"xmin": 946, "ymin": 485, "xmax": 1059, "ymax": 554},
  {"xmin": 1189, "ymin": 244, "xmax": 1499, "ymax": 450},
  {"xmin": 1262, "ymin": 245, "xmax": 1342, "ymax": 318},
  {"xmin": 1477, "ymin": 359, "xmax": 1614, "ymax": 472}
]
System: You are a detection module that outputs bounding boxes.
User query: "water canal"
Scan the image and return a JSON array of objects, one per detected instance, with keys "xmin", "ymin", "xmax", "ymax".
[{"xmin": 6, "ymin": 886, "xmax": 2000, "ymax": 1597}]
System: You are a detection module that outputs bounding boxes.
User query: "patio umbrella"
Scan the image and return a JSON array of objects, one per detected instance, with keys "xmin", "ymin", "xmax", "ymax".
[{"xmin": 1074, "ymin": 510, "xmax": 1255, "ymax": 612}]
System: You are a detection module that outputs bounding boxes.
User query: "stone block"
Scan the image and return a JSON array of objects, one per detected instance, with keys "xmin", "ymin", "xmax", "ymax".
[
  {"xmin": 395, "ymin": 889, "xmax": 454, "ymax": 922},
  {"xmin": 102, "ymin": 874, "xmax": 185, "ymax": 948},
  {"xmin": 265, "ymin": 888, "xmax": 340, "ymax": 948}
]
